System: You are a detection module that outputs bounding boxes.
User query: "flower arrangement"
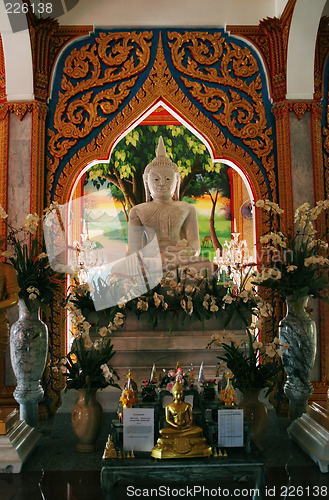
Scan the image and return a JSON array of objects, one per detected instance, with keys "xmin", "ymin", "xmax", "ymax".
[
  {"xmin": 209, "ymin": 329, "xmax": 288, "ymax": 396},
  {"xmin": 141, "ymin": 379, "xmax": 158, "ymax": 392},
  {"xmin": 119, "ymin": 388, "xmax": 138, "ymax": 408},
  {"xmin": 201, "ymin": 379, "xmax": 216, "ymax": 390},
  {"xmin": 159, "ymin": 364, "xmax": 190, "ymax": 392},
  {"xmin": 53, "ymin": 300, "xmax": 120, "ymax": 405},
  {"xmin": 0, "ymin": 205, "xmax": 65, "ymax": 313},
  {"xmin": 219, "ymin": 374, "xmax": 237, "ymax": 406},
  {"xmin": 200, "ymin": 379, "xmax": 217, "ymax": 399},
  {"xmin": 253, "ymin": 199, "xmax": 329, "ymax": 301}
]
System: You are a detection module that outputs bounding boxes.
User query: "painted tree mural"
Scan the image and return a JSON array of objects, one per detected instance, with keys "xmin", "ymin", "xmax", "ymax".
[{"xmin": 184, "ymin": 168, "xmax": 230, "ymax": 251}]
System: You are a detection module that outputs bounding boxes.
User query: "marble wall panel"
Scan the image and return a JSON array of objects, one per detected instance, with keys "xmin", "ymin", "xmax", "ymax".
[
  {"xmin": 289, "ymin": 111, "xmax": 320, "ymax": 382},
  {"xmin": 7, "ymin": 112, "xmax": 32, "ymax": 227},
  {"xmin": 5, "ymin": 112, "xmax": 32, "ymax": 387}
]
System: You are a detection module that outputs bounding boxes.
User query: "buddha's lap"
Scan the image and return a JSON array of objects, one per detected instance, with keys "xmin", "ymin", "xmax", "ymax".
[{"xmin": 160, "ymin": 425, "xmax": 203, "ymax": 437}]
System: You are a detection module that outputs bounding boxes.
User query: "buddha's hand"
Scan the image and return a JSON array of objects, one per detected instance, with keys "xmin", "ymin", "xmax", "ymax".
[
  {"xmin": 174, "ymin": 239, "xmax": 196, "ymax": 257},
  {"xmin": 175, "ymin": 239, "xmax": 188, "ymax": 249}
]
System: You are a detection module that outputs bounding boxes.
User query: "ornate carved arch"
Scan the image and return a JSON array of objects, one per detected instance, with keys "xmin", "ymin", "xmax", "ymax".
[
  {"xmin": 45, "ymin": 29, "xmax": 275, "ymax": 411},
  {"xmin": 53, "ymin": 37, "xmax": 271, "ymax": 207}
]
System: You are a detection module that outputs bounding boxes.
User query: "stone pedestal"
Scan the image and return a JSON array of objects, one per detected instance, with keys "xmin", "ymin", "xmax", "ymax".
[
  {"xmin": 307, "ymin": 402, "xmax": 329, "ymax": 430},
  {"xmin": 287, "ymin": 412, "xmax": 329, "ymax": 473},
  {"xmin": 0, "ymin": 407, "xmax": 19, "ymax": 434},
  {"xmin": 0, "ymin": 419, "xmax": 41, "ymax": 473},
  {"xmin": 110, "ymin": 312, "xmax": 247, "ymax": 389}
]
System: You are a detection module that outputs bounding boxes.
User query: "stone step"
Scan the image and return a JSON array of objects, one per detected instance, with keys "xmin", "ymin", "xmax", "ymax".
[{"xmin": 110, "ymin": 328, "xmax": 247, "ymax": 388}]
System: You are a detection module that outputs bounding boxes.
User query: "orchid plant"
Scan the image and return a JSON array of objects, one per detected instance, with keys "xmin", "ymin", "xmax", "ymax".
[
  {"xmin": 209, "ymin": 328, "xmax": 289, "ymax": 396},
  {"xmin": 52, "ymin": 299, "xmax": 120, "ymax": 405},
  {"xmin": 253, "ymin": 199, "xmax": 329, "ymax": 301},
  {"xmin": 0, "ymin": 205, "xmax": 65, "ymax": 313}
]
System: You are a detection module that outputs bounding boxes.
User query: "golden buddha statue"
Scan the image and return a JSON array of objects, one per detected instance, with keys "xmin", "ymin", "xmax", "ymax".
[
  {"xmin": 0, "ymin": 262, "xmax": 19, "ymax": 387},
  {"xmin": 151, "ymin": 379, "xmax": 212, "ymax": 459}
]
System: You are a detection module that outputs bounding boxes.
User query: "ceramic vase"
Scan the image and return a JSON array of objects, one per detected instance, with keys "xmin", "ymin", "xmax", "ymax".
[
  {"xmin": 10, "ymin": 299, "xmax": 48, "ymax": 427},
  {"xmin": 142, "ymin": 389, "xmax": 157, "ymax": 402},
  {"xmin": 203, "ymin": 387, "xmax": 216, "ymax": 400},
  {"xmin": 239, "ymin": 388, "xmax": 268, "ymax": 449},
  {"xmin": 71, "ymin": 388, "xmax": 103, "ymax": 452},
  {"xmin": 279, "ymin": 295, "xmax": 316, "ymax": 420}
]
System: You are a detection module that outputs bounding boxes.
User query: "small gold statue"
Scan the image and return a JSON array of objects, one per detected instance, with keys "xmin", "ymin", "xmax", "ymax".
[
  {"xmin": 151, "ymin": 378, "xmax": 212, "ymax": 459},
  {"xmin": 119, "ymin": 369, "xmax": 138, "ymax": 409}
]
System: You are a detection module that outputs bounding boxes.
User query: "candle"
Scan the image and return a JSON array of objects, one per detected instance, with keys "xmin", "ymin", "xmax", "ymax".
[
  {"xmin": 234, "ymin": 218, "xmax": 237, "ymax": 233},
  {"xmin": 198, "ymin": 362, "xmax": 204, "ymax": 383}
]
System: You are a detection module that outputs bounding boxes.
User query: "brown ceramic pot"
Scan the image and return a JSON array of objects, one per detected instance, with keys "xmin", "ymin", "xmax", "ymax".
[
  {"xmin": 238, "ymin": 388, "xmax": 268, "ymax": 450},
  {"xmin": 71, "ymin": 388, "xmax": 103, "ymax": 452}
]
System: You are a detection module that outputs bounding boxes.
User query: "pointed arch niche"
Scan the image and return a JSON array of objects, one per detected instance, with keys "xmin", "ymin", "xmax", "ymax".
[
  {"xmin": 46, "ymin": 30, "xmax": 278, "ymax": 410},
  {"xmin": 69, "ymin": 100, "xmax": 257, "ymax": 266}
]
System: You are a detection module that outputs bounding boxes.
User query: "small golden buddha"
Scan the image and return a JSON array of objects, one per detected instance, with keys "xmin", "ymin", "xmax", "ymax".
[
  {"xmin": 119, "ymin": 369, "xmax": 138, "ymax": 409},
  {"xmin": 151, "ymin": 379, "xmax": 212, "ymax": 459}
]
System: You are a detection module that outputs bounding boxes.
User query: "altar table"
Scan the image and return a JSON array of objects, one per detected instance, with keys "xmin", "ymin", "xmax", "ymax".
[{"xmin": 101, "ymin": 451, "xmax": 266, "ymax": 500}]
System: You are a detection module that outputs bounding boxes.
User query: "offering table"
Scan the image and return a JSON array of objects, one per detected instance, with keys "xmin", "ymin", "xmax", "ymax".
[{"xmin": 101, "ymin": 451, "xmax": 266, "ymax": 500}]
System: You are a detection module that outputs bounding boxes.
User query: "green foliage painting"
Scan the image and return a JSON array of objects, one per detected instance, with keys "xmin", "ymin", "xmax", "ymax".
[{"xmin": 83, "ymin": 124, "xmax": 232, "ymax": 260}]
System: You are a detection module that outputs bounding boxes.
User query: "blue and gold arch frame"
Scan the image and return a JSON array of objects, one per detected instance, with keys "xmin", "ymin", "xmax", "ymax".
[
  {"xmin": 45, "ymin": 28, "xmax": 280, "ymax": 411},
  {"xmin": 46, "ymin": 28, "xmax": 276, "ymax": 207}
]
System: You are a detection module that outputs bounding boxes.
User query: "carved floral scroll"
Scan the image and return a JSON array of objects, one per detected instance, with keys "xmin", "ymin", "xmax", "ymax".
[
  {"xmin": 47, "ymin": 31, "xmax": 153, "ymax": 202},
  {"xmin": 167, "ymin": 31, "xmax": 275, "ymax": 200}
]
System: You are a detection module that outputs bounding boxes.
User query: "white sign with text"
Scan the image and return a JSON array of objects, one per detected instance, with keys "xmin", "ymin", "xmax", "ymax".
[
  {"xmin": 218, "ymin": 409, "xmax": 244, "ymax": 447},
  {"xmin": 123, "ymin": 408, "xmax": 154, "ymax": 452}
]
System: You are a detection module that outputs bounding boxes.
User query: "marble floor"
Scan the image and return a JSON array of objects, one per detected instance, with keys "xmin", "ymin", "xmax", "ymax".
[{"xmin": 0, "ymin": 411, "xmax": 328, "ymax": 499}]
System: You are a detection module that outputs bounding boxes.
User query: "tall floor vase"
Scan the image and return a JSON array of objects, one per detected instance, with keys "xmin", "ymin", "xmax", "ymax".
[
  {"xmin": 279, "ymin": 295, "xmax": 316, "ymax": 421},
  {"xmin": 238, "ymin": 389, "xmax": 268, "ymax": 450},
  {"xmin": 10, "ymin": 299, "xmax": 48, "ymax": 427},
  {"xmin": 72, "ymin": 388, "xmax": 103, "ymax": 452}
]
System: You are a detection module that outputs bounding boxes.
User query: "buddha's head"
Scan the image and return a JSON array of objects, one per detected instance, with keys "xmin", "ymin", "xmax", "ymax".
[
  {"xmin": 143, "ymin": 136, "xmax": 181, "ymax": 202},
  {"xmin": 172, "ymin": 380, "xmax": 184, "ymax": 402}
]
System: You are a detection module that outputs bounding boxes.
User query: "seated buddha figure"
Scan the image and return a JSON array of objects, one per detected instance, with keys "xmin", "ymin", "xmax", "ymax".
[
  {"xmin": 151, "ymin": 379, "xmax": 212, "ymax": 459},
  {"xmin": 127, "ymin": 136, "xmax": 215, "ymax": 280}
]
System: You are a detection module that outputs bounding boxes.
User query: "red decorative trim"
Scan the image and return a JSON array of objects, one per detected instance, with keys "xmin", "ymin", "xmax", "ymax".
[
  {"xmin": 0, "ymin": 36, "xmax": 6, "ymax": 104},
  {"xmin": 287, "ymin": 100, "xmax": 312, "ymax": 120}
]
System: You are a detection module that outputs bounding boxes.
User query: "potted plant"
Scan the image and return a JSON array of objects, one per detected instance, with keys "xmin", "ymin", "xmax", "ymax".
[
  {"xmin": 209, "ymin": 328, "xmax": 288, "ymax": 448},
  {"xmin": 254, "ymin": 199, "xmax": 329, "ymax": 419},
  {"xmin": 53, "ymin": 300, "xmax": 120, "ymax": 452},
  {"xmin": 141, "ymin": 379, "xmax": 158, "ymax": 402}
]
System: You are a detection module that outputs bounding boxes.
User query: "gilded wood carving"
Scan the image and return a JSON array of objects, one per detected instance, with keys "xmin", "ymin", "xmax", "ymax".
[
  {"xmin": 0, "ymin": 105, "xmax": 9, "ymax": 245},
  {"xmin": 47, "ymin": 31, "xmax": 153, "ymax": 203},
  {"xmin": 167, "ymin": 31, "xmax": 275, "ymax": 198},
  {"xmin": 45, "ymin": 30, "xmax": 277, "ymax": 406},
  {"xmin": 0, "ymin": 36, "xmax": 6, "ymax": 103}
]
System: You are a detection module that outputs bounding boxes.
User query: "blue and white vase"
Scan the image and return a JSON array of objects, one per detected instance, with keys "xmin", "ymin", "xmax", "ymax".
[
  {"xmin": 10, "ymin": 299, "xmax": 48, "ymax": 427},
  {"xmin": 279, "ymin": 295, "xmax": 316, "ymax": 420}
]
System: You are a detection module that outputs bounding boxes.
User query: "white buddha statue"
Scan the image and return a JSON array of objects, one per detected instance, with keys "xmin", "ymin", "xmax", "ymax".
[{"xmin": 127, "ymin": 137, "xmax": 214, "ymax": 279}]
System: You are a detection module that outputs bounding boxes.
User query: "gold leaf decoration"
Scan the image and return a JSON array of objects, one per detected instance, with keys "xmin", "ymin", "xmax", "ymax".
[
  {"xmin": 47, "ymin": 31, "xmax": 152, "ymax": 168},
  {"xmin": 168, "ymin": 31, "xmax": 272, "ymax": 163}
]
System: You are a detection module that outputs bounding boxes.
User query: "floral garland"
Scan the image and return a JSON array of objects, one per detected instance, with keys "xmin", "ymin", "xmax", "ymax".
[{"xmin": 68, "ymin": 267, "xmax": 272, "ymax": 335}]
